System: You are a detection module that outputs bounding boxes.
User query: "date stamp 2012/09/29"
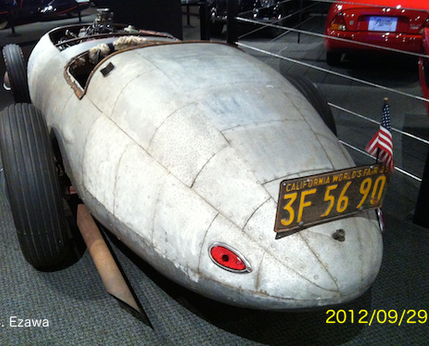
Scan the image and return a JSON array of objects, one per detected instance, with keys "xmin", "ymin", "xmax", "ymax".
[{"xmin": 326, "ymin": 309, "xmax": 427, "ymax": 326}]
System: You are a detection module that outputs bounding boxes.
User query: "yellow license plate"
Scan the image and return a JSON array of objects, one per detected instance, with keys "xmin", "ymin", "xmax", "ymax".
[{"xmin": 274, "ymin": 163, "xmax": 391, "ymax": 236}]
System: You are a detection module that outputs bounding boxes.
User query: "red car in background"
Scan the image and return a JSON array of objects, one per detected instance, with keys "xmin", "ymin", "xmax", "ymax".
[{"xmin": 324, "ymin": 0, "xmax": 429, "ymax": 65}]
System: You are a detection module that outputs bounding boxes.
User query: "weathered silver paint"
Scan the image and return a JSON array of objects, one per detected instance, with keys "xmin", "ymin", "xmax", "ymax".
[{"xmin": 27, "ymin": 29, "xmax": 382, "ymax": 310}]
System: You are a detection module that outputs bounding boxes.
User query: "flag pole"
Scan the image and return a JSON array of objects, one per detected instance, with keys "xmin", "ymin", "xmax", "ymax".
[
  {"xmin": 383, "ymin": 97, "xmax": 389, "ymax": 108},
  {"xmin": 375, "ymin": 98, "xmax": 388, "ymax": 164},
  {"xmin": 365, "ymin": 96, "xmax": 394, "ymax": 171}
]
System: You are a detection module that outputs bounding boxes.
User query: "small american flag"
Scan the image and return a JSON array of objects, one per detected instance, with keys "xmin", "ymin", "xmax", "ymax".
[{"xmin": 365, "ymin": 100, "xmax": 394, "ymax": 172}]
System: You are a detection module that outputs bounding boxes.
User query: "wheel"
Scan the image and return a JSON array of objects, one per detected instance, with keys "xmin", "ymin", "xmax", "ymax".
[
  {"xmin": 210, "ymin": 22, "xmax": 224, "ymax": 36},
  {"xmin": 0, "ymin": 104, "xmax": 70, "ymax": 269},
  {"xmin": 0, "ymin": 14, "xmax": 8, "ymax": 30},
  {"xmin": 326, "ymin": 51, "xmax": 342, "ymax": 66},
  {"xmin": 2, "ymin": 44, "xmax": 31, "ymax": 103},
  {"xmin": 285, "ymin": 74, "xmax": 337, "ymax": 136}
]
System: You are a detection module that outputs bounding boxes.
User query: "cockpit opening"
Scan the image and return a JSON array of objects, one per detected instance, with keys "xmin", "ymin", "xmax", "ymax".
[{"xmin": 59, "ymin": 8, "xmax": 178, "ymax": 98}]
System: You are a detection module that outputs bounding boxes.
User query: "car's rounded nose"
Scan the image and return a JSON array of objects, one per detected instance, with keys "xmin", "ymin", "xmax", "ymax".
[
  {"xmin": 197, "ymin": 198, "xmax": 382, "ymax": 310},
  {"xmin": 246, "ymin": 202, "xmax": 383, "ymax": 309}
]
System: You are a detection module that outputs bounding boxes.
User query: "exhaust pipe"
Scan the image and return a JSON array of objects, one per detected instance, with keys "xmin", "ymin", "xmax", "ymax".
[{"xmin": 76, "ymin": 204, "xmax": 152, "ymax": 327}]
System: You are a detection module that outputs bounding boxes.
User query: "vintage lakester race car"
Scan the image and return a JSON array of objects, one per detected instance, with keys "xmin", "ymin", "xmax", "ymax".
[{"xmin": 0, "ymin": 9, "xmax": 389, "ymax": 310}]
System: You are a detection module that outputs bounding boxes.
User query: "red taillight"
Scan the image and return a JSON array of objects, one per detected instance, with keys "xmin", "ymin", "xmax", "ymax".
[
  {"xmin": 330, "ymin": 15, "xmax": 347, "ymax": 31},
  {"xmin": 209, "ymin": 244, "xmax": 251, "ymax": 273}
]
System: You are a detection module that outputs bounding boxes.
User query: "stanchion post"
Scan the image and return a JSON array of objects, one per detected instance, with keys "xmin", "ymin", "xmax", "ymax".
[
  {"xmin": 7, "ymin": 4, "xmax": 15, "ymax": 35},
  {"xmin": 297, "ymin": 0, "xmax": 303, "ymax": 43},
  {"xmin": 413, "ymin": 148, "xmax": 429, "ymax": 228},
  {"xmin": 199, "ymin": 0, "xmax": 210, "ymax": 40},
  {"xmin": 227, "ymin": 0, "xmax": 238, "ymax": 45},
  {"xmin": 78, "ymin": 3, "xmax": 82, "ymax": 23}
]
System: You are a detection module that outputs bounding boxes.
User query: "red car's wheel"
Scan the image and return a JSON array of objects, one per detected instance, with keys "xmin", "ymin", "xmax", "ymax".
[{"xmin": 326, "ymin": 51, "xmax": 342, "ymax": 66}]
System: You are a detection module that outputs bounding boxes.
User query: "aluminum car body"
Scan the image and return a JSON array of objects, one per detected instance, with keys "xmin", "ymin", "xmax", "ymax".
[{"xmin": 26, "ymin": 23, "xmax": 383, "ymax": 310}]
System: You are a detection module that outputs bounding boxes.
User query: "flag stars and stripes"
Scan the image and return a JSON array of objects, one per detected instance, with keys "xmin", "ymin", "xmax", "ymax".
[{"xmin": 365, "ymin": 101, "xmax": 394, "ymax": 172}]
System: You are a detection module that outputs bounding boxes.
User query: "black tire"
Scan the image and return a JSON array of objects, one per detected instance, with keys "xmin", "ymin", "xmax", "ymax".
[
  {"xmin": 210, "ymin": 22, "xmax": 224, "ymax": 36},
  {"xmin": 326, "ymin": 51, "xmax": 342, "ymax": 66},
  {"xmin": 285, "ymin": 74, "xmax": 337, "ymax": 136},
  {"xmin": 0, "ymin": 14, "xmax": 8, "ymax": 30},
  {"xmin": 0, "ymin": 104, "xmax": 69, "ymax": 269},
  {"xmin": 2, "ymin": 44, "xmax": 31, "ymax": 103}
]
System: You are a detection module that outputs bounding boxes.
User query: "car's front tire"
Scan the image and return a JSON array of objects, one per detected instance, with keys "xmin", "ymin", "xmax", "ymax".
[{"xmin": 0, "ymin": 104, "xmax": 70, "ymax": 270}]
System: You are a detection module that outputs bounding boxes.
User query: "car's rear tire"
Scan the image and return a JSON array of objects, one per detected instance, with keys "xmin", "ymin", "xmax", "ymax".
[
  {"xmin": 2, "ymin": 44, "xmax": 31, "ymax": 103},
  {"xmin": 210, "ymin": 22, "xmax": 224, "ymax": 36},
  {"xmin": 285, "ymin": 74, "xmax": 337, "ymax": 136},
  {"xmin": 0, "ymin": 104, "xmax": 70, "ymax": 270}
]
